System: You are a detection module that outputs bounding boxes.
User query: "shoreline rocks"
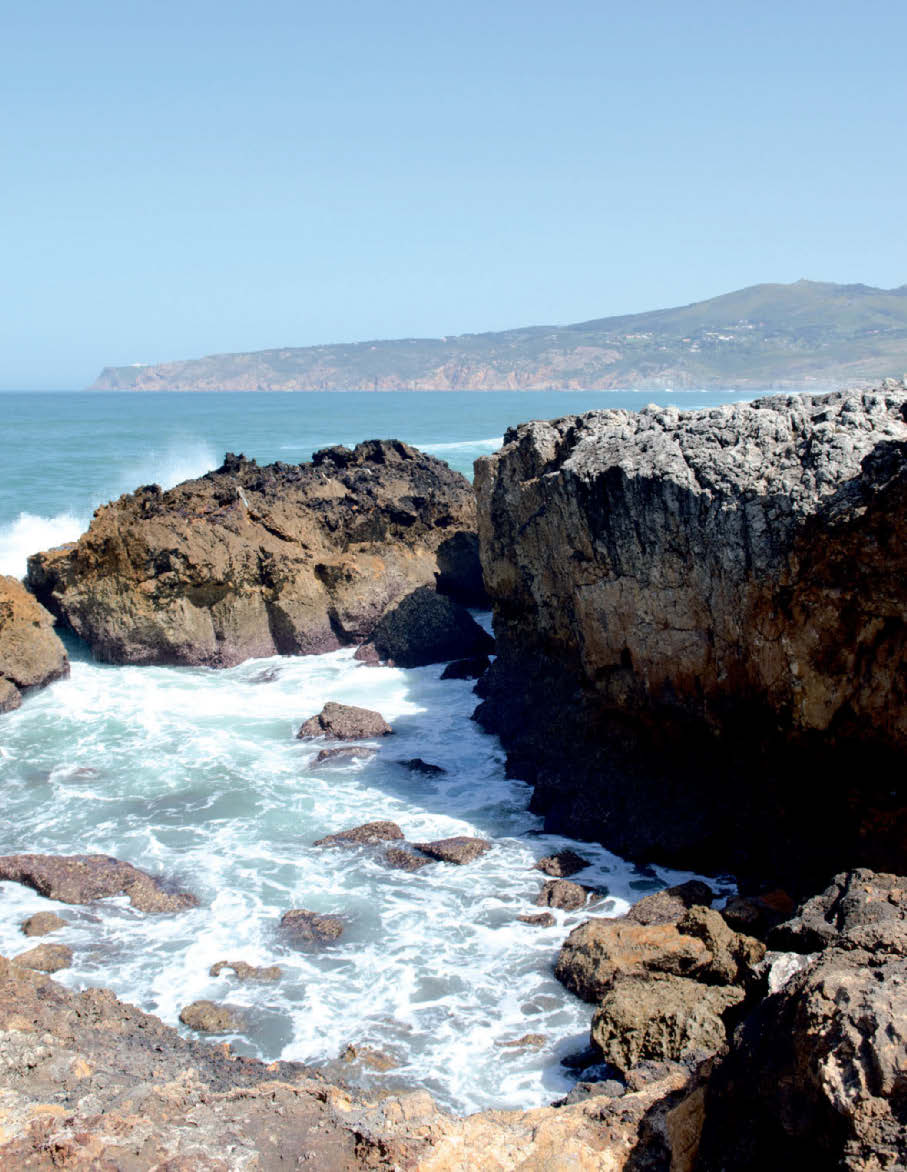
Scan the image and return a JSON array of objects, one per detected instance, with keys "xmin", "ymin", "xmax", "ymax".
[
  {"xmin": 26, "ymin": 441, "xmax": 480, "ymax": 668},
  {"xmin": 474, "ymin": 388, "xmax": 907, "ymax": 886},
  {"xmin": 355, "ymin": 586, "xmax": 494, "ymax": 667},
  {"xmin": 297, "ymin": 701, "xmax": 392, "ymax": 740},
  {"xmin": 0, "ymin": 853, "xmax": 198, "ymax": 913},
  {"xmin": 0, "ymin": 574, "xmax": 69, "ymax": 712}
]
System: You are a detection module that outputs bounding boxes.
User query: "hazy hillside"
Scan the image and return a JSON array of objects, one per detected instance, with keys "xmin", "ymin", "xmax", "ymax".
[{"xmin": 92, "ymin": 280, "xmax": 907, "ymax": 391}]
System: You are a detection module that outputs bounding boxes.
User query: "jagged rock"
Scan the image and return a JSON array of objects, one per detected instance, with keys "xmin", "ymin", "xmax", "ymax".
[
  {"xmin": 26, "ymin": 441, "xmax": 479, "ymax": 668},
  {"xmin": 0, "ymin": 574, "xmax": 69, "ymax": 712},
  {"xmin": 383, "ymin": 847, "xmax": 433, "ymax": 872},
  {"xmin": 314, "ymin": 821, "xmax": 404, "ymax": 847},
  {"xmin": 398, "ymin": 757, "xmax": 447, "ymax": 775},
  {"xmin": 676, "ymin": 906, "xmax": 765, "ymax": 985},
  {"xmin": 518, "ymin": 912, "xmax": 556, "ymax": 927},
  {"xmin": 534, "ymin": 878, "xmax": 588, "ymax": 910},
  {"xmin": 626, "ymin": 880, "xmax": 714, "ymax": 926},
  {"xmin": 312, "ymin": 745, "xmax": 377, "ymax": 765},
  {"xmin": 412, "ymin": 836, "xmax": 492, "ymax": 864},
  {"xmin": 591, "ymin": 973, "xmax": 744, "ymax": 1074},
  {"xmin": 209, "ymin": 960, "xmax": 282, "ymax": 982},
  {"xmin": 297, "ymin": 701, "xmax": 392, "ymax": 740},
  {"xmin": 0, "ymin": 853, "xmax": 198, "ymax": 913},
  {"xmin": 13, "ymin": 943, "xmax": 73, "ymax": 973},
  {"xmin": 355, "ymin": 586, "xmax": 494, "ymax": 668},
  {"xmin": 21, "ymin": 911, "xmax": 67, "ymax": 937},
  {"xmin": 280, "ymin": 908, "xmax": 344, "ymax": 945},
  {"xmin": 474, "ymin": 389, "xmax": 907, "ymax": 883},
  {"xmin": 440, "ymin": 654, "xmax": 491, "ymax": 680},
  {"xmin": 767, "ymin": 867, "xmax": 907, "ymax": 955},
  {"xmin": 534, "ymin": 849, "xmax": 590, "ymax": 878},
  {"xmin": 555, "ymin": 918, "xmax": 711, "ymax": 1002},
  {"xmin": 179, "ymin": 1000, "xmax": 243, "ymax": 1034}
]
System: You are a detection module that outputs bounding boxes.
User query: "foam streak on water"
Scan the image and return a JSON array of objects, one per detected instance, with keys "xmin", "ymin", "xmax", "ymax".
[{"xmin": 0, "ymin": 638, "xmax": 726, "ymax": 1113}]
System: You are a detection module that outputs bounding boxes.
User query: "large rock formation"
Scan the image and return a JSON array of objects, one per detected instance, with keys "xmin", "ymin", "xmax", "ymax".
[
  {"xmin": 26, "ymin": 441, "xmax": 479, "ymax": 668},
  {"xmin": 0, "ymin": 574, "xmax": 69, "ymax": 712},
  {"xmin": 474, "ymin": 388, "xmax": 907, "ymax": 884}
]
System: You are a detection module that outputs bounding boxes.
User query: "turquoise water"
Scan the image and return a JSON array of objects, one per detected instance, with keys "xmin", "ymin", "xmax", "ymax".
[{"xmin": 0, "ymin": 389, "xmax": 757, "ymax": 1111}]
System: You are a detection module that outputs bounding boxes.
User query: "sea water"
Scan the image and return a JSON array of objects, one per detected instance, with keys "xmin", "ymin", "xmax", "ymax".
[{"xmin": 0, "ymin": 389, "xmax": 770, "ymax": 1112}]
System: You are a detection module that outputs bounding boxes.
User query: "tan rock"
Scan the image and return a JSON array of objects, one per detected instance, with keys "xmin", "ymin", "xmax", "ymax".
[
  {"xmin": 208, "ymin": 959, "xmax": 282, "ymax": 981},
  {"xmin": 21, "ymin": 911, "xmax": 67, "ymax": 937},
  {"xmin": 178, "ymin": 1000, "xmax": 243, "ymax": 1034},
  {"xmin": 13, "ymin": 943, "xmax": 73, "ymax": 973},
  {"xmin": 297, "ymin": 702, "xmax": 392, "ymax": 741},
  {"xmin": 0, "ymin": 575, "xmax": 69, "ymax": 711},
  {"xmin": 0, "ymin": 853, "xmax": 197, "ymax": 913},
  {"xmin": 535, "ymin": 878, "xmax": 588, "ymax": 910}
]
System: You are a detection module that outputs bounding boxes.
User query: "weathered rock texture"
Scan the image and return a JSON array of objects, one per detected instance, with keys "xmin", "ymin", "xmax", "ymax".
[
  {"xmin": 0, "ymin": 574, "xmax": 69, "ymax": 712},
  {"xmin": 297, "ymin": 701, "xmax": 392, "ymax": 741},
  {"xmin": 357, "ymin": 585, "xmax": 493, "ymax": 667},
  {"xmin": 26, "ymin": 442, "xmax": 479, "ymax": 668},
  {"xmin": 0, "ymin": 853, "xmax": 198, "ymax": 913},
  {"xmin": 474, "ymin": 388, "xmax": 907, "ymax": 883}
]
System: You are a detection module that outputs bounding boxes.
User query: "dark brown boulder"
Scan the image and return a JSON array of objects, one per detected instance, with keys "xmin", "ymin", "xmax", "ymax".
[
  {"xmin": 534, "ymin": 850, "xmax": 590, "ymax": 878},
  {"xmin": 0, "ymin": 854, "xmax": 197, "ymax": 913},
  {"xmin": 625, "ymin": 880, "xmax": 715, "ymax": 926},
  {"xmin": 398, "ymin": 758, "xmax": 447, "ymax": 775},
  {"xmin": 440, "ymin": 655, "xmax": 491, "ymax": 681},
  {"xmin": 312, "ymin": 745, "xmax": 378, "ymax": 765},
  {"xmin": 412, "ymin": 837, "xmax": 492, "ymax": 865},
  {"xmin": 179, "ymin": 1000, "xmax": 243, "ymax": 1034},
  {"xmin": 26, "ymin": 441, "xmax": 479, "ymax": 668},
  {"xmin": 21, "ymin": 911, "xmax": 67, "ymax": 937},
  {"xmin": 534, "ymin": 879, "xmax": 588, "ymax": 911},
  {"xmin": 13, "ymin": 943, "xmax": 73, "ymax": 973},
  {"xmin": 383, "ymin": 847, "xmax": 433, "ymax": 872},
  {"xmin": 280, "ymin": 909, "xmax": 344, "ymax": 945},
  {"xmin": 0, "ymin": 575, "xmax": 69, "ymax": 712},
  {"xmin": 357, "ymin": 586, "xmax": 494, "ymax": 668},
  {"xmin": 518, "ymin": 912, "xmax": 556, "ymax": 927},
  {"xmin": 297, "ymin": 701, "xmax": 392, "ymax": 741},
  {"xmin": 314, "ymin": 821, "xmax": 404, "ymax": 847}
]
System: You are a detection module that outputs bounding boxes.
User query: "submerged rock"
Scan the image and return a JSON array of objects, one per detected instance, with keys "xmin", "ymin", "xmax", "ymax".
[
  {"xmin": 0, "ymin": 853, "xmax": 198, "ymax": 913},
  {"xmin": 474, "ymin": 389, "xmax": 907, "ymax": 883},
  {"xmin": 355, "ymin": 585, "xmax": 494, "ymax": 668},
  {"xmin": 534, "ymin": 849, "xmax": 590, "ymax": 878},
  {"xmin": 314, "ymin": 821, "xmax": 404, "ymax": 847},
  {"xmin": 26, "ymin": 441, "xmax": 479, "ymax": 668},
  {"xmin": 312, "ymin": 745, "xmax": 378, "ymax": 765},
  {"xmin": 383, "ymin": 847, "xmax": 433, "ymax": 872},
  {"xmin": 13, "ymin": 943, "xmax": 73, "ymax": 973},
  {"xmin": 0, "ymin": 574, "xmax": 69, "ymax": 712},
  {"xmin": 280, "ymin": 908, "xmax": 344, "ymax": 945},
  {"xmin": 21, "ymin": 911, "xmax": 67, "ymax": 937},
  {"xmin": 398, "ymin": 757, "xmax": 447, "ymax": 775},
  {"xmin": 179, "ymin": 1000, "xmax": 243, "ymax": 1034},
  {"xmin": 209, "ymin": 959, "xmax": 282, "ymax": 982},
  {"xmin": 297, "ymin": 701, "xmax": 392, "ymax": 740},
  {"xmin": 412, "ymin": 836, "xmax": 492, "ymax": 865},
  {"xmin": 440, "ymin": 654, "xmax": 492, "ymax": 680}
]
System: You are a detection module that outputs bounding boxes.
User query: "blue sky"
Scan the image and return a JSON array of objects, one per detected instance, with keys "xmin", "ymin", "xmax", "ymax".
[{"xmin": 2, "ymin": 0, "xmax": 906, "ymax": 388}]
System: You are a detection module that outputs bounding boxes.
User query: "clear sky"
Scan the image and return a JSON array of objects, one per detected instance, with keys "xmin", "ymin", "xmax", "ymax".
[{"xmin": 2, "ymin": 0, "xmax": 906, "ymax": 388}]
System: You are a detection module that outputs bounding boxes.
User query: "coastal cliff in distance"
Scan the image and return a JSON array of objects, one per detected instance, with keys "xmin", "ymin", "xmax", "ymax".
[
  {"xmin": 473, "ymin": 382, "xmax": 907, "ymax": 888},
  {"xmin": 91, "ymin": 280, "xmax": 907, "ymax": 391}
]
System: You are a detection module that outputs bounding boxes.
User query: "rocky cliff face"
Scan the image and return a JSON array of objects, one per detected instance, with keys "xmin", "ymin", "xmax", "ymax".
[
  {"xmin": 474, "ymin": 388, "xmax": 907, "ymax": 885},
  {"xmin": 0, "ymin": 574, "xmax": 69, "ymax": 712},
  {"xmin": 26, "ymin": 441, "xmax": 480, "ymax": 668}
]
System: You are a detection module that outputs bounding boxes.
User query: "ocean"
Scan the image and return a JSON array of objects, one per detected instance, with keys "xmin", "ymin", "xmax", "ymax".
[{"xmin": 0, "ymin": 389, "xmax": 768, "ymax": 1112}]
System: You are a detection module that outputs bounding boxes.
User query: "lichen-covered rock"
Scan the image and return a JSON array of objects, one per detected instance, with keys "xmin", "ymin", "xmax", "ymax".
[
  {"xmin": 13, "ymin": 943, "xmax": 73, "ymax": 973},
  {"xmin": 355, "ymin": 585, "xmax": 493, "ymax": 667},
  {"xmin": 20, "ymin": 911, "xmax": 67, "ymax": 937},
  {"xmin": 0, "ymin": 853, "xmax": 198, "ymax": 913},
  {"xmin": 314, "ymin": 821, "xmax": 404, "ymax": 847},
  {"xmin": 26, "ymin": 441, "xmax": 479, "ymax": 668},
  {"xmin": 179, "ymin": 1000, "xmax": 243, "ymax": 1034},
  {"xmin": 297, "ymin": 701, "xmax": 392, "ymax": 741},
  {"xmin": 412, "ymin": 836, "xmax": 492, "ymax": 864},
  {"xmin": 474, "ymin": 389, "xmax": 907, "ymax": 883},
  {"xmin": 0, "ymin": 574, "xmax": 69, "ymax": 712},
  {"xmin": 591, "ymin": 973, "xmax": 744, "ymax": 1074}
]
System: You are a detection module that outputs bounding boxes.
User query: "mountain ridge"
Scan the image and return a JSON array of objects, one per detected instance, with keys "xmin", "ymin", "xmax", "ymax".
[{"xmin": 91, "ymin": 279, "xmax": 907, "ymax": 391}]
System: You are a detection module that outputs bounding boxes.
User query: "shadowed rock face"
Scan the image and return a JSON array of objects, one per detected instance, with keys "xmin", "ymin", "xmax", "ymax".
[
  {"xmin": 0, "ymin": 575, "xmax": 69, "ymax": 712},
  {"xmin": 26, "ymin": 441, "xmax": 479, "ymax": 668},
  {"xmin": 474, "ymin": 389, "xmax": 907, "ymax": 885}
]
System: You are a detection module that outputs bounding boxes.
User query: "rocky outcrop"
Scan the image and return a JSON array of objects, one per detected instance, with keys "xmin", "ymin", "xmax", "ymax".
[
  {"xmin": 179, "ymin": 1000, "xmax": 244, "ymax": 1034},
  {"xmin": 280, "ymin": 908, "xmax": 345, "ymax": 945},
  {"xmin": 26, "ymin": 441, "xmax": 479, "ymax": 668},
  {"xmin": 535, "ymin": 850, "xmax": 590, "ymax": 878},
  {"xmin": 0, "ymin": 575, "xmax": 69, "ymax": 712},
  {"xmin": 209, "ymin": 960, "xmax": 282, "ymax": 982},
  {"xmin": 13, "ymin": 943, "xmax": 73, "ymax": 973},
  {"xmin": 411, "ymin": 836, "xmax": 492, "ymax": 864},
  {"xmin": 535, "ymin": 878, "xmax": 590, "ymax": 910},
  {"xmin": 356, "ymin": 585, "xmax": 493, "ymax": 667},
  {"xmin": 20, "ymin": 911, "xmax": 66, "ymax": 937},
  {"xmin": 0, "ymin": 853, "xmax": 198, "ymax": 913},
  {"xmin": 474, "ymin": 388, "xmax": 907, "ymax": 884},
  {"xmin": 297, "ymin": 701, "xmax": 392, "ymax": 740},
  {"xmin": 314, "ymin": 820, "xmax": 404, "ymax": 847}
]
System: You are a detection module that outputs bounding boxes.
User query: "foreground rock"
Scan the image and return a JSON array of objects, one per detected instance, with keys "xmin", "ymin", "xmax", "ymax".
[
  {"xmin": 474, "ymin": 388, "xmax": 907, "ymax": 884},
  {"xmin": 0, "ymin": 953, "xmax": 712, "ymax": 1169},
  {"xmin": 0, "ymin": 853, "xmax": 198, "ymax": 913},
  {"xmin": 0, "ymin": 575, "xmax": 69, "ymax": 712},
  {"xmin": 280, "ymin": 908, "xmax": 344, "ymax": 945},
  {"xmin": 535, "ymin": 878, "xmax": 589, "ymax": 910},
  {"xmin": 26, "ymin": 441, "xmax": 479, "ymax": 668},
  {"xmin": 412, "ymin": 836, "xmax": 492, "ymax": 864},
  {"xmin": 297, "ymin": 701, "xmax": 392, "ymax": 740},
  {"xmin": 13, "ymin": 943, "xmax": 73, "ymax": 973},
  {"xmin": 356, "ymin": 585, "xmax": 494, "ymax": 667}
]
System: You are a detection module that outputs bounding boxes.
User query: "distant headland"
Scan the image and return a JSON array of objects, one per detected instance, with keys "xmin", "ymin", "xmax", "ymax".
[{"xmin": 91, "ymin": 279, "xmax": 907, "ymax": 391}]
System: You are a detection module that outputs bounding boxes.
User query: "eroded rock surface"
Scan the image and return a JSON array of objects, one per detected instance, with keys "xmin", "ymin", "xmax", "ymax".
[
  {"xmin": 27, "ymin": 442, "xmax": 479, "ymax": 668},
  {"xmin": 474, "ymin": 389, "xmax": 907, "ymax": 882},
  {"xmin": 412, "ymin": 836, "xmax": 492, "ymax": 865},
  {"xmin": 280, "ymin": 908, "xmax": 345, "ymax": 945},
  {"xmin": 355, "ymin": 585, "xmax": 493, "ymax": 667},
  {"xmin": 209, "ymin": 960, "xmax": 282, "ymax": 982},
  {"xmin": 179, "ymin": 1000, "xmax": 244, "ymax": 1034},
  {"xmin": 297, "ymin": 701, "xmax": 392, "ymax": 740},
  {"xmin": 0, "ymin": 574, "xmax": 69, "ymax": 712},
  {"xmin": 314, "ymin": 821, "xmax": 404, "ymax": 847},
  {"xmin": 20, "ymin": 911, "xmax": 67, "ymax": 937},
  {"xmin": 13, "ymin": 943, "xmax": 73, "ymax": 973},
  {"xmin": 0, "ymin": 853, "xmax": 198, "ymax": 913}
]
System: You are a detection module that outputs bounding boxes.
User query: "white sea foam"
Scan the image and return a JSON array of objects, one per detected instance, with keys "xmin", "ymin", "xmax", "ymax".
[
  {"xmin": 0, "ymin": 511, "xmax": 87, "ymax": 579},
  {"xmin": 113, "ymin": 439, "xmax": 219, "ymax": 496},
  {"xmin": 420, "ymin": 436, "xmax": 504, "ymax": 454},
  {"xmin": 0, "ymin": 640, "xmax": 730, "ymax": 1113}
]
